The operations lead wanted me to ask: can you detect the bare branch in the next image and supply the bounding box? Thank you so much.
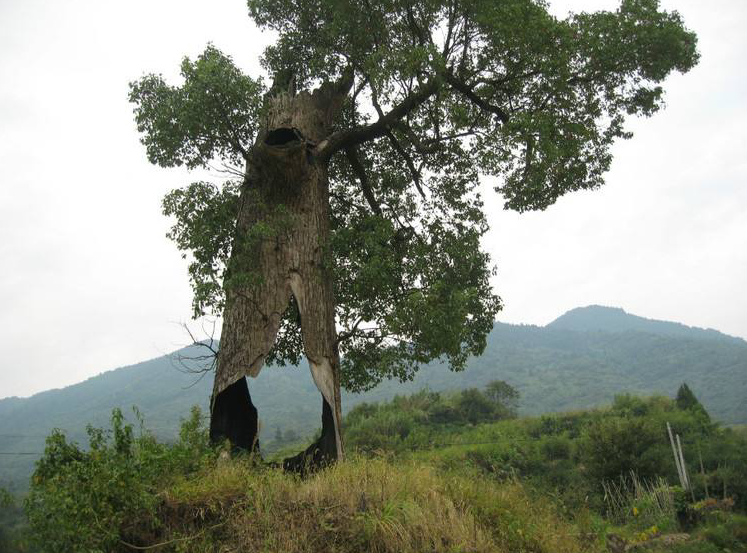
[169,321,220,385]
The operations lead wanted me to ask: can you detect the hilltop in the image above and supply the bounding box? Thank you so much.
[549,305,742,343]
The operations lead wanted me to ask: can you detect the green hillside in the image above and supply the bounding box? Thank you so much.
[1,306,745,493]
[7,385,747,552]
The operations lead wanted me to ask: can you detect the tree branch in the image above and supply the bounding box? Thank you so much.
[315,80,439,161]
[385,130,426,200]
[443,70,510,124]
[344,146,382,215]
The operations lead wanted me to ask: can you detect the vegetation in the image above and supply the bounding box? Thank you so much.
[2,306,745,492]
[13,404,596,553]
[0,488,25,552]
[345,387,747,510]
[5,384,744,552]
[549,306,743,344]
[344,382,519,453]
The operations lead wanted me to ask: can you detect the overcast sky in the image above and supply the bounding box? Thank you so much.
[1,0,745,399]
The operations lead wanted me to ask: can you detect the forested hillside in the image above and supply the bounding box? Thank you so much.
[1,306,745,492]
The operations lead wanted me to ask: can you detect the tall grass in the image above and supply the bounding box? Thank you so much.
[150,456,599,553]
[602,471,676,530]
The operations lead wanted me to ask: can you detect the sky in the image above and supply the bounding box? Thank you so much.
[0,0,745,399]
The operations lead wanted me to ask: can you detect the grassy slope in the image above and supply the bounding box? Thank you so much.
[129,457,600,553]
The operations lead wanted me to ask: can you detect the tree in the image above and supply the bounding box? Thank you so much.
[676,382,711,421]
[129,0,698,467]
[675,382,698,410]
[485,380,519,418]
[455,388,497,424]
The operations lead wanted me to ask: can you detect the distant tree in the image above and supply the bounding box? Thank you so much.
[456,388,496,424]
[675,382,698,410]
[676,382,710,421]
[130,0,699,466]
[0,487,14,550]
[582,416,663,482]
[485,380,520,418]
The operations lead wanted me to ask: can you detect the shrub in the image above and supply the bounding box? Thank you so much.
[541,435,573,461]
[581,416,665,483]
[25,406,214,553]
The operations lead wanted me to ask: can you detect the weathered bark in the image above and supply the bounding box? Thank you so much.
[210,82,349,466]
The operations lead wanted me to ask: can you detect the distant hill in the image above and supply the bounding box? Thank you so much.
[549,305,742,343]
[1,306,745,492]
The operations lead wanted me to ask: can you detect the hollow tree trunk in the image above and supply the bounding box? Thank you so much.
[210,82,348,467]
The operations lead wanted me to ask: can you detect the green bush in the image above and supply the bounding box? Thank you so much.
[701,513,747,551]
[25,406,214,553]
[581,415,665,483]
[540,435,572,461]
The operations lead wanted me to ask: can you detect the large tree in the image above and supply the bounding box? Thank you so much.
[129,0,697,467]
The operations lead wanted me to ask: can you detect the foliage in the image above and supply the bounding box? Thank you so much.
[344,382,519,452]
[0,488,23,552]
[20,410,600,552]
[161,181,242,316]
[676,382,711,422]
[0,487,11,508]
[601,474,676,532]
[24,407,215,553]
[581,413,664,483]
[128,44,264,170]
[485,379,520,417]
[15,390,747,552]
[347,389,747,516]
[129,0,699,391]
[699,512,747,552]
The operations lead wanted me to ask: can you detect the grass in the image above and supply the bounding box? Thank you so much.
[142,455,601,553]
[601,472,676,530]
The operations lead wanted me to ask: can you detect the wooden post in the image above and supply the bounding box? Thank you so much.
[667,422,685,488]
[698,444,709,498]
[676,433,694,499]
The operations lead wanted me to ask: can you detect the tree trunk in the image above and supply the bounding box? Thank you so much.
[210,83,347,467]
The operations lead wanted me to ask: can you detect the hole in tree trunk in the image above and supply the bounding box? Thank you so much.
[282,397,337,474]
[265,127,304,146]
[209,377,259,453]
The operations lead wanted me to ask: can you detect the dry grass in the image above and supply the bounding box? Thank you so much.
[147,456,601,553]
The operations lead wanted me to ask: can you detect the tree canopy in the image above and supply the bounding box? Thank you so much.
[129,0,698,393]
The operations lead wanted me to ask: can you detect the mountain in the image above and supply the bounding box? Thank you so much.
[1,306,745,492]
[548,305,742,343]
